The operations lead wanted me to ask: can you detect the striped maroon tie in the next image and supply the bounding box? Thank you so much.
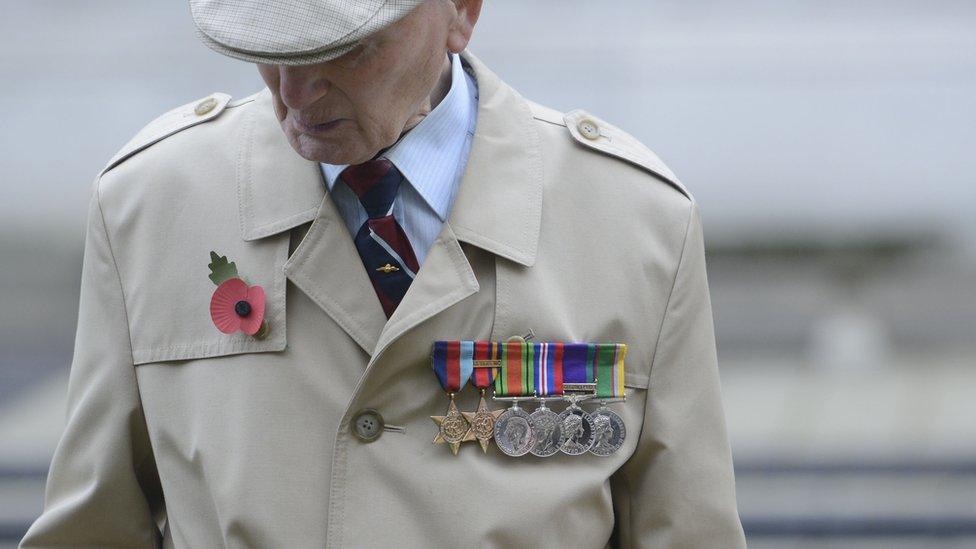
[339,158,420,318]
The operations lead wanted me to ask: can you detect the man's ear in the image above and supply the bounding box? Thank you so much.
[446,0,483,53]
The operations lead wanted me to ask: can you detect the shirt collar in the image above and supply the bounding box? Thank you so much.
[320,52,475,221]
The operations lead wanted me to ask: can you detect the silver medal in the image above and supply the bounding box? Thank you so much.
[589,405,626,456]
[557,403,595,455]
[493,404,536,457]
[529,400,563,458]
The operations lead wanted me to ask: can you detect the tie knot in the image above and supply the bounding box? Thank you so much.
[338,158,403,219]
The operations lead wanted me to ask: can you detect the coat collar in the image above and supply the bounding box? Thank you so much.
[237,49,543,267]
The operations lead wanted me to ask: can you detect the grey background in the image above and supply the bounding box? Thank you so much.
[2,1,975,546]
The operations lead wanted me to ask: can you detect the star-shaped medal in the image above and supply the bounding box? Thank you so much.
[462,392,505,453]
[431,398,475,455]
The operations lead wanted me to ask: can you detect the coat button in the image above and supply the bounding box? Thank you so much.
[577,118,601,140]
[194,97,218,116]
[352,409,384,442]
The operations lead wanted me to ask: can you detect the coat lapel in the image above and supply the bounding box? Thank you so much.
[236,50,543,359]
[282,197,388,355]
[238,89,387,354]
[369,222,480,361]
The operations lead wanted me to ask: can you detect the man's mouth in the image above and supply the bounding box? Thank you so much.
[293,116,346,135]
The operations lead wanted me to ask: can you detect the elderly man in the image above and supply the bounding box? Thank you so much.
[21,0,745,547]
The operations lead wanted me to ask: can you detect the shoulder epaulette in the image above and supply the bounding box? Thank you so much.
[100,92,233,177]
[529,102,691,200]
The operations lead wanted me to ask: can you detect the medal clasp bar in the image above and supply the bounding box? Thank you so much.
[562,392,596,407]
[492,395,528,403]
[563,382,596,395]
[593,397,627,405]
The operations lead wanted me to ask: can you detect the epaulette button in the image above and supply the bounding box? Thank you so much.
[194,97,218,116]
[577,118,601,140]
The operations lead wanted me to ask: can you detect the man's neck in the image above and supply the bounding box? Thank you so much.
[401,53,454,135]
[428,54,454,111]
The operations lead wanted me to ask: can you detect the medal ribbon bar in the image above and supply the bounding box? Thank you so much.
[594,343,627,400]
[431,340,628,399]
[470,340,500,389]
[494,339,535,398]
[534,343,565,396]
[432,340,474,392]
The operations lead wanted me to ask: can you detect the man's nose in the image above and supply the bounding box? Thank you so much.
[277,65,329,110]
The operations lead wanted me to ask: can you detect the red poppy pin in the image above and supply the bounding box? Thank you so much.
[207,251,270,339]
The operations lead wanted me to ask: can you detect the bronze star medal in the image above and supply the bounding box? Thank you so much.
[462,342,503,453]
[462,389,505,453]
[430,395,474,455]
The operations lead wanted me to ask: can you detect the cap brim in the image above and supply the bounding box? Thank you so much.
[192,0,423,65]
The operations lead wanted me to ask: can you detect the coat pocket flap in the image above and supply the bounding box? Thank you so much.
[132,337,285,365]
[127,235,290,366]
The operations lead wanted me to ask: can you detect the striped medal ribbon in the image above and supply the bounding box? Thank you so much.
[590,343,628,456]
[464,341,503,454]
[491,339,537,457]
[429,341,475,455]
[529,343,565,457]
[560,343,599,395]
[594,343,627,399]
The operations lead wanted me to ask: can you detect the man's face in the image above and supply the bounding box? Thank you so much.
[257,0,464,165]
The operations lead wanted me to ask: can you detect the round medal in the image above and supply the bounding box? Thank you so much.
[494,407,536,457]
[528,407,563,458]
[589,407,626,456]
[557,406,595,455]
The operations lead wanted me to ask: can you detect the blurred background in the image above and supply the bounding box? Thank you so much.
[2,1,975,547]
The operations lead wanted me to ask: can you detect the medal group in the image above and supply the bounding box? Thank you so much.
[431,339,628,458]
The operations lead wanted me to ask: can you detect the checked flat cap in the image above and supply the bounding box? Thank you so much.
[190,0,426,65]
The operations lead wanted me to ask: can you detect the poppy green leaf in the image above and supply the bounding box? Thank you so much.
[208,251,239,285]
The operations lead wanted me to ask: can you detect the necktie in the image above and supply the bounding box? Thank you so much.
[339,158,420,318]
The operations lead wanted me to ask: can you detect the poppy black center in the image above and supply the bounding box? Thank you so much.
[234,300,252,317]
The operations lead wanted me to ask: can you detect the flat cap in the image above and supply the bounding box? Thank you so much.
[190,0,426,65]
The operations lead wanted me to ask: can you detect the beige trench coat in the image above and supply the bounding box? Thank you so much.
[21,50,745,548]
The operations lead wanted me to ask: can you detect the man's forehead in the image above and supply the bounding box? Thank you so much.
[190,0,425,65]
